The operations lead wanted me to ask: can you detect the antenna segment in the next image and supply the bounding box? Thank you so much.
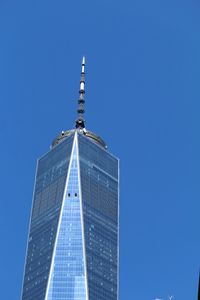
[76,56,86,129]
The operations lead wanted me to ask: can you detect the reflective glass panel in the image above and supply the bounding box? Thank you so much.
[78,134,119,300]
[22,135,74,300]
[46,137,87,300]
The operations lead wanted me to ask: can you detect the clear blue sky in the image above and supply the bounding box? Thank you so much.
[0,0,200,299]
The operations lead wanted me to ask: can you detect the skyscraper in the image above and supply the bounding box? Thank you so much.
[21,57,119,300]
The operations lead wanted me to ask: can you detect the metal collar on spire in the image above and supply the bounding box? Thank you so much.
[76,56,86,129]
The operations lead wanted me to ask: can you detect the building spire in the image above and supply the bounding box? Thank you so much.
[76,56,86,129]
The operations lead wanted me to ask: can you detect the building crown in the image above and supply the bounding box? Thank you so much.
[51,57,107,150]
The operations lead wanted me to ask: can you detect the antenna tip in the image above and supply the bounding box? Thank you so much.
[82,56,86,65]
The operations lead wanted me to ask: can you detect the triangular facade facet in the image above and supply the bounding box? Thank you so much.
[45,134,87,300]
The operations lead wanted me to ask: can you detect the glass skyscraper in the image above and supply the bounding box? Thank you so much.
[21,57,119,300]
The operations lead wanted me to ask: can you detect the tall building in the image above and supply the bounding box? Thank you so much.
[21,58,119,300]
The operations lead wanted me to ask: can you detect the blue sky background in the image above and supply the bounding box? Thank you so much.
[0,0,200,299]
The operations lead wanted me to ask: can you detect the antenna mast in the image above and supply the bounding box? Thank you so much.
[76,56,86,129]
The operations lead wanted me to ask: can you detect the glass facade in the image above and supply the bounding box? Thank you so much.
[21,131,119,300]
[78,133,119,300]
[21,135,74,300]
[46,137,87,300]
